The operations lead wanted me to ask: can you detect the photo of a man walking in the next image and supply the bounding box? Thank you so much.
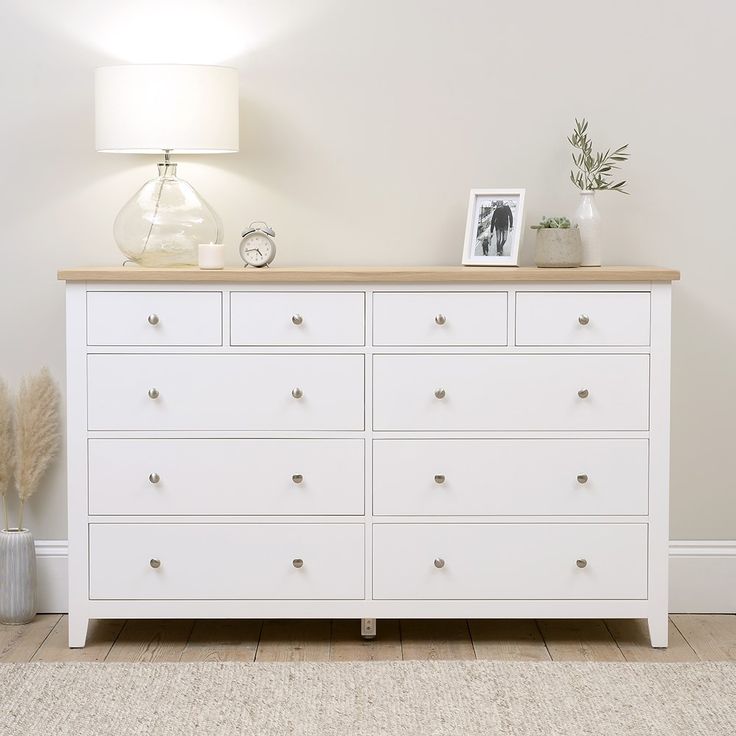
[463,189,525,266]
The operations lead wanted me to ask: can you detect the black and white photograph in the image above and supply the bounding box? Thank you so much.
[462,189,525,266]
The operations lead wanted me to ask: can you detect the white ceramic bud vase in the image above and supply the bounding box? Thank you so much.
[0,529,37,624]
[574,190,602,266]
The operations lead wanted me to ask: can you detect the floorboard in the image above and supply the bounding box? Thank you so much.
[537,619,625,662]
[0,614,60,663]
[255,619,331,662]
[670,614,736,661]
[330,619,402,661]
[400,619,475,661]
[105,619,195,663]
[179,619,262,663]
[469,619,550,661]
[33,617,124,662]
[605,618,699,662]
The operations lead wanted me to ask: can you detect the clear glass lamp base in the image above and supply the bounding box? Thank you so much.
[114,162,223,267]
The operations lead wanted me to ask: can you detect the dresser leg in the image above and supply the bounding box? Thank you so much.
[68,615,89,648]
[647,615,669,648]
[361,618,377,639]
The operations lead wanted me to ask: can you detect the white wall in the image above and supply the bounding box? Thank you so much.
[0,0,734,541]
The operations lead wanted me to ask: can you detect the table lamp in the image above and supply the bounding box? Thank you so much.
[95,65,239,266]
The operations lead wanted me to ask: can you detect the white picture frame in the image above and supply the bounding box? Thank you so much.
[462,188,526,266]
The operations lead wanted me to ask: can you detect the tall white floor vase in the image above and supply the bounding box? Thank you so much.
[574,190,603,266]
[0,529,37,624]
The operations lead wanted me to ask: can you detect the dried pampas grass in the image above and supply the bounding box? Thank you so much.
[15,368,60,530]
[0,379,14,530]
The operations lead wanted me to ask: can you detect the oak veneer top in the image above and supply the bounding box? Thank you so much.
[58,265,680,283]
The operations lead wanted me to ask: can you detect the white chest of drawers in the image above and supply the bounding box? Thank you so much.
[60,266,678,648]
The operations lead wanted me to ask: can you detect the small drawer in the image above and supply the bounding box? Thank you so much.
[87,291,222,346]
[230,292,365,345]
[373,523,648,600]
[373,439,648,516]
[89,439,365,516]
[89,523,365,600]
[373,292,507,346]
[515,292,650,346]
[87,354,364,431]
[372,354,649,431]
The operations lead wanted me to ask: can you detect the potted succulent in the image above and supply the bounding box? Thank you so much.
[530,216,582,268]
[0,370,60,624]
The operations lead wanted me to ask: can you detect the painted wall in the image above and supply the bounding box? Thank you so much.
[0,0,733,540]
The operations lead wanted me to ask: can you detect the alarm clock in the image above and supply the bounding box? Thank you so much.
[239,222,276,267]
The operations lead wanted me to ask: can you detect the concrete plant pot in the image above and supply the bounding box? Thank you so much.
[0,529,37,624]
[534,228,582,268]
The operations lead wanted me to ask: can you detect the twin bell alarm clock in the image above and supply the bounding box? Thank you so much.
[239,222,276,268]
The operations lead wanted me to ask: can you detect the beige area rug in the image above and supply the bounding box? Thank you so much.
[1,661,735,735]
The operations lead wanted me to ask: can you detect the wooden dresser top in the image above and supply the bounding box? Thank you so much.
[58,265,680,283]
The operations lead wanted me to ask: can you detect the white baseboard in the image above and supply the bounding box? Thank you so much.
[33,539,736,615]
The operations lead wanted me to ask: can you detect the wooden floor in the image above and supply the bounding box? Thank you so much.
[1,615,735,663]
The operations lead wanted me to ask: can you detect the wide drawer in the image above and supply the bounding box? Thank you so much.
[373,523,648,600]
[87,354,364,431]
[89,439,365,516]
[373,439,648,516]
[372,354,649,431]
[230,292,365,346]
[515,292,650,346]
[89,523,365,600]
[87,291,222,346]
[373,292,507,346]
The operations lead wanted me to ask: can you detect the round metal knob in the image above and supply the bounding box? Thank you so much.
[291,314,303,325]
[577,473,588,484]
[434,388,446,399]
[292,474,303,484]
[434,474,446,485]
[149,558,161,569]
[576,558,588,569]
[435,314,447,326]
[292,558,304,569]
[578,314,590,326]
[434,558,446,569]
[291,388,303,399]
[577,389,589,399]
[148,388,160,400]
[147,314,160,326]
[148,473,160,485]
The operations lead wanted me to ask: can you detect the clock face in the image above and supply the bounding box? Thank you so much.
[240,232,275,267]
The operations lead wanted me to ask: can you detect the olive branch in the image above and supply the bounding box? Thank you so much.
[568,118,629,194]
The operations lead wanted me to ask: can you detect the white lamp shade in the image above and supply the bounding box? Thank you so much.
[95,65,239,153]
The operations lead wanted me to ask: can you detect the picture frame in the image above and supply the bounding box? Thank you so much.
[462,188,525,266]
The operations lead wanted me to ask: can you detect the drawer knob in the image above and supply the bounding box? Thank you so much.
[291,387,303,399]
[147,313,160,326]
[434,388,446,399]
[148,388,160,400]
[292,473,304,484]
[433,558,446,569]
[292,558,304,569]
[578,314,590,326]
[149,558,161,569]
[576,558,588,568]
[434,474,446,485]
[148,472,160,485]
[577,473,588,484]
[577,388,589,399]
[291,314,303,326]
[435,314,447,326]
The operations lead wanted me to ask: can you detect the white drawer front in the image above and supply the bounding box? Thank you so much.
[90,523,365,600]
[373,439,648,516]
[373,292,507,346]
[89,439,365,516]
[373,523,648,600]
[87,291,222,346]
[373,354,649,431]
[515,292,650,346]
[88,354,364,431]
[230,292,365,346]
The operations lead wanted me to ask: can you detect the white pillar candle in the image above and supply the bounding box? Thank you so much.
[198,243,225,270]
